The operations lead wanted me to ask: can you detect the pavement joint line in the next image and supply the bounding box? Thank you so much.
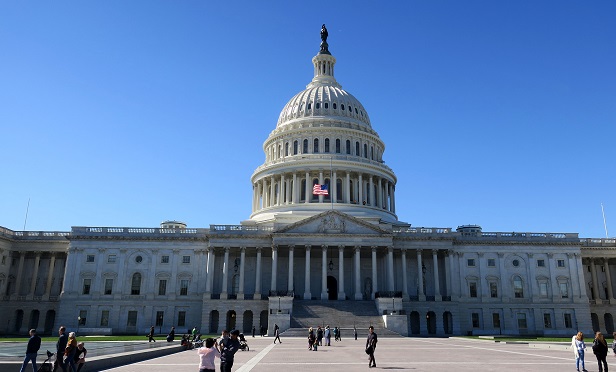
[420,339,578,361]
[235,342,276,371]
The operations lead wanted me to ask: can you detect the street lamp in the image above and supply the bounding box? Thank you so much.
[77,316,81,333]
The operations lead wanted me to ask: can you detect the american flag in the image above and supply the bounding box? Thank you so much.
[312,184,329,195]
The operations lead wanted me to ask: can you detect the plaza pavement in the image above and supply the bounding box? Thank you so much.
[104,335,615,372]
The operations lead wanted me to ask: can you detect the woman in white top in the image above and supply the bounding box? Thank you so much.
[572,331,588,372]
[198,337,221,372]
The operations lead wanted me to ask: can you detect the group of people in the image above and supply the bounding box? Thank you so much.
[197,329,241,372]
[572,331,616,372]
[20,326,87,372]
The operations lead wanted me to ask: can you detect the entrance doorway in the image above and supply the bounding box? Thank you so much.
[327,276,337,300]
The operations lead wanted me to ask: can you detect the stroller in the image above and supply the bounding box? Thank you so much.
[37,350,54,372]
[238,333,249,351]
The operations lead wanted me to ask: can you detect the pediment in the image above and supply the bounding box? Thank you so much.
[275,210,389,235]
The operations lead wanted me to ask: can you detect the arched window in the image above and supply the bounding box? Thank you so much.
[341,104,345,111]
[316,102,320,109]
[307,103,312,110]
[363,144,368,158]
[324,102,329,109]
[333,103,337,109]
[346,140,351,154]
[293,141,298,155]
[355,142,360,156]
[285,143,289,157]
[313,138,319,153]
[303,139,308,153]
[278,145,282,159]
[131,273,142,295]
[513,276,524,298]
[335,139,341,153]
[324,138,330,153]
[370,146,374,160]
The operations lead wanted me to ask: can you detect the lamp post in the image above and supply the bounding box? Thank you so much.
[77,316,81,334]
[158,314,163,334]
[278,297,281,312]
[392,297,395,314]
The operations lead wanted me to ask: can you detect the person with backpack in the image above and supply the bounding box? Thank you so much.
[593,331,609,372]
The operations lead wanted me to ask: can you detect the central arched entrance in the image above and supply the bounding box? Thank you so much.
[327,276,337,300]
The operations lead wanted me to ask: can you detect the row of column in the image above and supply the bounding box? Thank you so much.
[587,258,615,302]
[252,171,395,213]
[1,251,59,299]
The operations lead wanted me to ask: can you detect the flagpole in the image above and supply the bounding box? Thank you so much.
[602,203,609,238]
[330,156,334,210]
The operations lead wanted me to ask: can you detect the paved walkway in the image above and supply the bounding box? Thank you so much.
[103,336,615,372]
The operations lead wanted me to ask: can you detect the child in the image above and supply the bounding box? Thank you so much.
[198,338,220,372]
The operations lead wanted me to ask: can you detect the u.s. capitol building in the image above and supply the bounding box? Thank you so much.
[1,28,614,337]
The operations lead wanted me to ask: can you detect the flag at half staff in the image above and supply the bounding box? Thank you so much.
[313,184,329,196]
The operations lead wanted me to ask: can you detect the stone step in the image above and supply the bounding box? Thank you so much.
[281,327,402,338]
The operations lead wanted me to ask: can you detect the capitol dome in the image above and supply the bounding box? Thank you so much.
[249,27,400,225]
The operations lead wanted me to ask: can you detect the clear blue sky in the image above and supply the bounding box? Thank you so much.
[1,1,615,238]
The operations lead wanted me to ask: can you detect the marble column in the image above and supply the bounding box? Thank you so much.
[377,178,382,208]
[319,171,324,203]
[338,245,345,300]
[416,249,425,300]
[270,176,275,207]
[271,245,278,293]
[332,170,337,203]
[13,252,25,297]
[238,247,246,299]
[369,176,374,206]
[605,259,614,301]
[358,174,363,204]
[288,245,294,294]
[321,245,328,300]
[387,246,394,291]
[590,259,600,300]
[44,253,57,299]
[280,174,285,205]
[354,246,362,300]
[304,245,312,299]
[305,171,310,204]
[345,172,351,203]
[28,252,41,297]
[221,247,230,299]
[254,248,262,299]
[292,173,298,204]
[401,249,409,300]
[371,246,378,300]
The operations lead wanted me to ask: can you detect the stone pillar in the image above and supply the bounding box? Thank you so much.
[205,247,214,295]
[391,184,396,214]
[28,252,41,297]
[332,170,337,203]
[257,181,263,210]
[280,174,285,205]
[288,245,294,293]
[377,178,382,208]
[590,259,600,300]
[270,176,275,207]
[292,173,298,204]
[305,171,310,204]
[13,252,25,297]
[271,245,278,293]
[263,178,269,208]
[321,245,328,300]
[304,245,312,299]
[238,247,246,299]
[319,171,324,203]
[417,250,425,300]
[384,181,390,211]
[369,176,374,206]
[576,254,588,299]
[387,246,394,291]
[254,247,262,299]
[605,259,614,301]
[432,249,441,301]
[338,245,345,300]
[345,172,351,203]
[401,249,409,300]
[354,246,362,300]
[44,253,57,299]
[447,251,455,300]
[371,246,378,300]
[221,247,230,299]
[358,174,363,204]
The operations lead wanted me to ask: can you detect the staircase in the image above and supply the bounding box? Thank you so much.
[283,300,402,337]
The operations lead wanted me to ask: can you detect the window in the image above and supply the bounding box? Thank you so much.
[355,142,360,156]
[560,282,569,298]
[469,282,477,298]
[324,102,328,109]
[180,280,189,296]
[564,313,573,328]
[86,255,95,263]
[108,255,117,263]
[345,140,351,154]
[512,259,520,267]
[182,256,191,264]
[313,138,319,153]
[557,259,565,268]
[178,311,186,327]
[127,311,138,327]
[490,282,498,298]
[467,259,475,267]
[492,313,500,328]
[104,279,113,295]
[487,258,495,267]
[131,273,141,295]
[363,144,368,158]
[335,139,341,153]
[307,103,311,110]
[82,279,91,295]
[293,141,298,155]
[341,104,345,110]
[303,139,308,153]
[517,313,527,329]
[161,255,169,264]
[100,310,109,327]
[472,313,480,328]
[285,143,289,156]
[513,277,524,298]
[316,102,320,109]
[78,310,87,326]
[539,282,548,297]
[333,103,337,109]
[324,138,330,153]
[156,311,164,327]
[544,313,552,328]
[537,259,545,267]
[135,255,143,263]
[158,280,167,296]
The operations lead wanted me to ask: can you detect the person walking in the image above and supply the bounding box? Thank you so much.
[220,329,241,372]
[333,327,339,342]
[324,325,331,346]
[63,332,78,372]
[197,337,220,372]
[252,326,256,338]
[354,326,358,340]
[192,326,199,341]
[316,326,323,346]
[273,324,282,344]
[73,342,87,372]
[19,329,41,372]
[167,326,175,342]
[573,331,588,372]
[593,331,609,372]
[308,327,315,350]
[52,326,68,372]
[147,326,156,342]
[366,326,378,368]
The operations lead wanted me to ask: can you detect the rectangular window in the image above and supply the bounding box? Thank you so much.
[539,282,548,297]
[82,279,91,295]
[86,255,95,263]
[178,311,186,327]
[100,310,109,327]
[104,279,113,295]
[560,282,569,298]
[557,259,565,268]
[78,310,87,326]
[487,258,495,267]
[517,313,527,329]
[472,313,480,328]
[544,313,552,328]
[156,311,164,327]
[467,259,475,267]
[182,256,191,264]
[108,255,117,263]
[564,314,573,328]
[127,311,138,327]
[537,259,545,267]
[158,280,167,296]
[161,255,170,264]
[492,313,500,329]
[490,282,498,298]
[180,280,189,296]
[514,278,524,298]
[469,282,477,298]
